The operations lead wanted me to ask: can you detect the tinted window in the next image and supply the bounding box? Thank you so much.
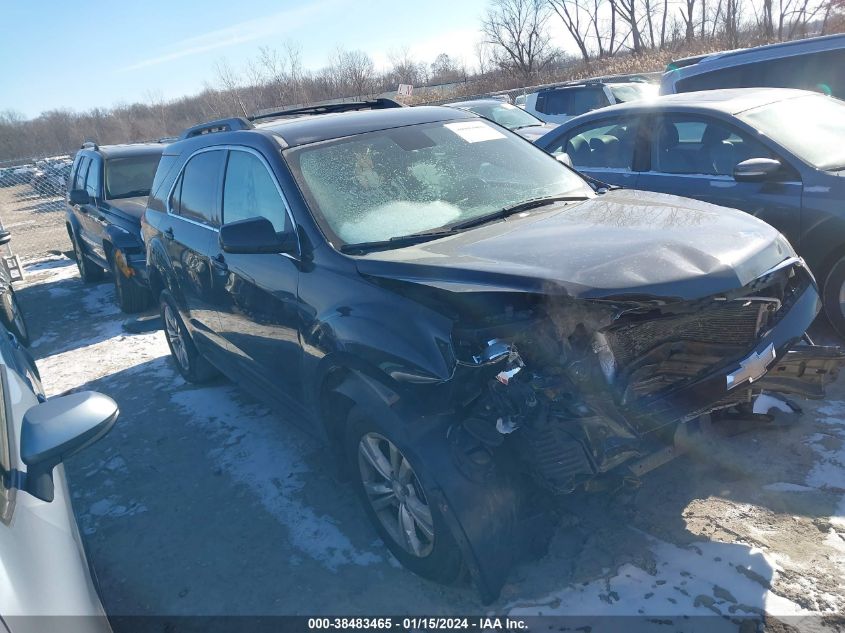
[548,118,638,170]
[675,50,845,99]
[84,158,100,198]
[540,87,609,116]
[223,151,289,233]
[104,154,162,199]
[651,116,773,176]
[175,151,224,226]
[74,156,90,190]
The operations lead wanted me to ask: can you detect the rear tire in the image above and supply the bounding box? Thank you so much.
[111,256,149,314]
[823,257,845,338]
[345,404,464,584]
[0,289,30,346]
[71,230,104,283]
[160,291,217,383]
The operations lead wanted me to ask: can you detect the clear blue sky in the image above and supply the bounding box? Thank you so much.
[1,0,493,119]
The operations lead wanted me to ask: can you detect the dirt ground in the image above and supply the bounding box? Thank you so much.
[15,254,845,631]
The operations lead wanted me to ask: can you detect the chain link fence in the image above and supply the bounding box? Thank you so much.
[0,156,74,266]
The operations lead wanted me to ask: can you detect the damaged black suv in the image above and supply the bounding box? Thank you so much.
[142,101,843,603]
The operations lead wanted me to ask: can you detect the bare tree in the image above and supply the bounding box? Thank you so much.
[612,0,646,52]
[549,0,592,61]
[679,0,698,43]
[482,0,557,77]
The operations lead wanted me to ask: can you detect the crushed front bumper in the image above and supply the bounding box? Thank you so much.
[625,265,843,428]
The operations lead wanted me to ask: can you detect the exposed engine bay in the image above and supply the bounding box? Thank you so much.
[446,258,844,495]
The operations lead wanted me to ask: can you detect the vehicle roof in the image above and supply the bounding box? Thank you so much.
[667,33,845,70]
[80,143,166,159]
[255,105,475,147]
[445,98,510,108]
[569,87,813,118]
[538,81,642,93]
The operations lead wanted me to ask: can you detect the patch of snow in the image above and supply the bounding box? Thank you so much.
[36,329,170,396]
[170,385,382,570]
[508,535,809,619]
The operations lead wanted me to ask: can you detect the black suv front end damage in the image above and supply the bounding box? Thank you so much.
[371,255,842,601]
[448,257,839,494]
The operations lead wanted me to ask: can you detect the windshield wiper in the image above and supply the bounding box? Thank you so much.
[449,195,588,231]
[340,228,458,255]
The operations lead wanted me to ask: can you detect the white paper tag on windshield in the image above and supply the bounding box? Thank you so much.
[445,121,506,143]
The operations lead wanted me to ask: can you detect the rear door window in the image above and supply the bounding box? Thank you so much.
[174,150,225,226]
[549,117,639,171]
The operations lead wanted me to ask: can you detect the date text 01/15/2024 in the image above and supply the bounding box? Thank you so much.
[307,618,528,630]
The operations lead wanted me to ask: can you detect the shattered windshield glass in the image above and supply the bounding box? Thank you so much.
[285,119,590,247]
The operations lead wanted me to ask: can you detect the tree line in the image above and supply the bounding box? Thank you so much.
[1,0,842,163]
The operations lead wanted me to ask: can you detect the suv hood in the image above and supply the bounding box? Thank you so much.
[354,189,795,302]
[108,196,147,222]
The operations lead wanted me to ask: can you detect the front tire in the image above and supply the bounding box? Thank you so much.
[160,291,217,383]
[0,289,30,346]
[346,405,463,584]
[823,257,845,338]
[71,230,104,283]
[111,256,149,313]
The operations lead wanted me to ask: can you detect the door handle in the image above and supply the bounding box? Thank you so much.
[211,253,228,272]
[163,227,174,241]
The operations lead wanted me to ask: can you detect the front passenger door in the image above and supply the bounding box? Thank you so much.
[636,115,803,248]
[211,149,303,405]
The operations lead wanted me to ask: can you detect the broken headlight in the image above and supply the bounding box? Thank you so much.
[591,332,617,381]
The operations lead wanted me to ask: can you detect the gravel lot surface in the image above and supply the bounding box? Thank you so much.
[15,254,845,631]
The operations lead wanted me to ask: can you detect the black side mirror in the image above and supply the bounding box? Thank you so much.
[69,189,90,205]
[0,230,11,246]
[220,216,297,255]
[20,391,119,502]
[733,158,783,183]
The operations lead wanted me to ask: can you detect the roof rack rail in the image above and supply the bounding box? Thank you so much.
[81,140,99,150]
[179,117,254,140]
[249,98,404,122]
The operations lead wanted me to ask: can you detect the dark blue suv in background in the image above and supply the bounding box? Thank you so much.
[66,142,165,312]
[536,88,845,336]
[141,100,842,602]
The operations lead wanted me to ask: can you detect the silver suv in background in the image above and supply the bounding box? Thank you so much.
[660,33,845,99]
[0,325,118,631]
[519,80,658,124]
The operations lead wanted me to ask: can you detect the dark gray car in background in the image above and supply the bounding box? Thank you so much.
[536,88,845,335]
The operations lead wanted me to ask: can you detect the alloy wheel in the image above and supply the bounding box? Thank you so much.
[838,279,845,320]
[358,432,434,558]
[163,303,189,371]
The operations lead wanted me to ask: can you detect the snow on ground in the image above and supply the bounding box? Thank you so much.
[15,254,845,623]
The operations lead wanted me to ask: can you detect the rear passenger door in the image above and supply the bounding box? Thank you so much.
[210,148,303,404]
[542,115,641,188]
[166,149,227,353]
[636,114,803,247]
